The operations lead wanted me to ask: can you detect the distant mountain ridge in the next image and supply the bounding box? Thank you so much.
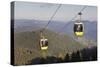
[14,19,97,41]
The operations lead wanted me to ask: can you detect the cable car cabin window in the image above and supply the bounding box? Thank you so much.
[74,24,83,32]
[41,40,48,47]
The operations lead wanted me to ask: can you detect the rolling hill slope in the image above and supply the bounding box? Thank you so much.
[14,29,86,56]
[14,29,96,65]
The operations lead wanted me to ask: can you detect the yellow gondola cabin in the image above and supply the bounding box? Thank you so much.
[40,38,48,50]
[74,22,84,37]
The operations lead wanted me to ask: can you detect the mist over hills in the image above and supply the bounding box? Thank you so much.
[14,19,97,41]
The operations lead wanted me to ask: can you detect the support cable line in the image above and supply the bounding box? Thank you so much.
[41,4,62,33]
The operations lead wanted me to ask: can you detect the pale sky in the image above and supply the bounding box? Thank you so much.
[14,1,97,21]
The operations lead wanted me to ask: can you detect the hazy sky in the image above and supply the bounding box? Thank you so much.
[14,1,97,21]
